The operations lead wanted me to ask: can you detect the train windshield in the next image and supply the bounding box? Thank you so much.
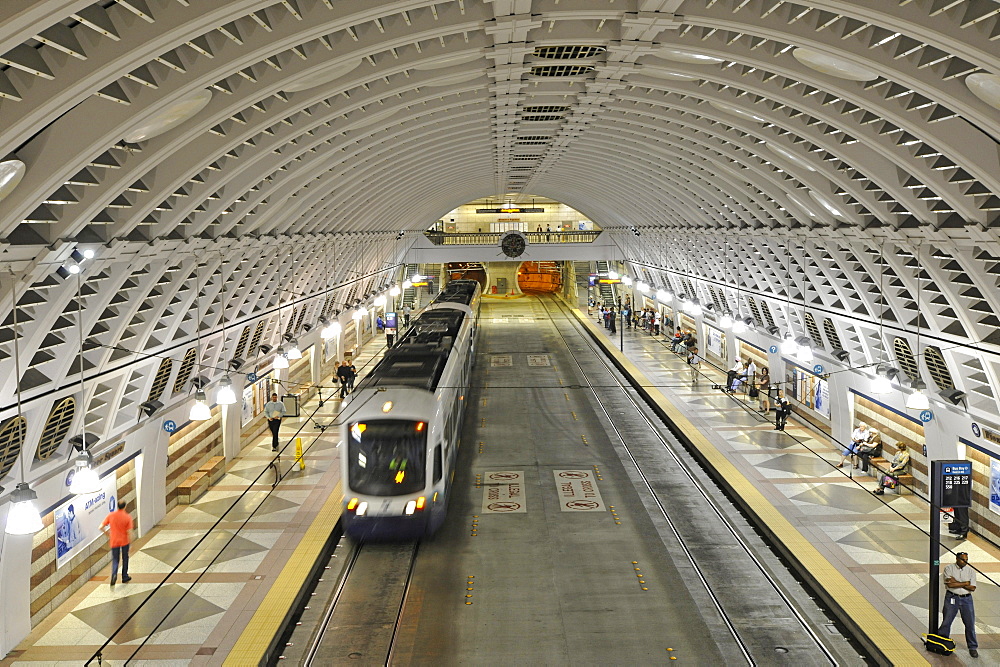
[347,420,427,495]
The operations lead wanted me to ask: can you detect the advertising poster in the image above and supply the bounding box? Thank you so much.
[990,458,1000,516]
[54,474,118,569]
[786,366,830,419]
[241,385,254,426]
[705,325,724,359]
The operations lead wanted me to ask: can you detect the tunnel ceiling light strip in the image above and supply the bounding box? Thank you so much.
[791,47,881,82]
[122,89,212,143]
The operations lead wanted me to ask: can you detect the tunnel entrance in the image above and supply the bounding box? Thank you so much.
[446,262,486,288]
[516,261,562,294]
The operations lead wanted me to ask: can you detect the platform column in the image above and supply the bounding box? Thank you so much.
[135,418,170,536]
[0,527,32,655]
[221,374,246,461]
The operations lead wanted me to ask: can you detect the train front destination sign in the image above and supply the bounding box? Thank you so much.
[932,460,973,509]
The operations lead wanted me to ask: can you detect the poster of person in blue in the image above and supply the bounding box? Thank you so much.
[55,503,83,558]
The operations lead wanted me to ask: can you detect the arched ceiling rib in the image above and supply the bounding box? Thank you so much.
[2,0,1000,467]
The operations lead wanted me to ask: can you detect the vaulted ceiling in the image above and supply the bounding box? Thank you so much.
[2,1,1000,467]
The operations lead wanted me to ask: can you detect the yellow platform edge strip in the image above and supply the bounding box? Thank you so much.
[223,480,343,666]
[570,307,927,666]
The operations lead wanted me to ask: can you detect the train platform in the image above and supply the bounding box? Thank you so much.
[577,301,1000,664]
[0,341,388,666]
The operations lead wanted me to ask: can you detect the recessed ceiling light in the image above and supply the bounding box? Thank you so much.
[809,190,848,218]
[123,89,212,143]
[283,60,361,92]
[709,100,768,123]
[787,192,818,218]
[0,159,26,202]
[641,65,700,81]
[965,72,1000,110]
[791,47,880,82]
[412,52,482,70]
[766,142,817,172]
[655,48,724,65]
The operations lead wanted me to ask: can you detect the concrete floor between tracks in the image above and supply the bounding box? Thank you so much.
[4,293,997,665]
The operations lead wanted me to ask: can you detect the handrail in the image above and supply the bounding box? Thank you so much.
[424,230,601,245]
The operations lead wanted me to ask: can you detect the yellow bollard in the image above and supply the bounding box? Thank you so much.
[295,436,305,470]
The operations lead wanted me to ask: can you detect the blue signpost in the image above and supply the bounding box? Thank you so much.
[928,460,974,634]
[163,420,177,433]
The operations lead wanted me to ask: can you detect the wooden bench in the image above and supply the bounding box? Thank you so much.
[199,456,226,485]
[868,458,915,495]
[177,471,209,504]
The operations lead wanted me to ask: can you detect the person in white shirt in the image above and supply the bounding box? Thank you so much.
[687,347,701,383]
[839,422,869,468]
[725,360,743,393]
[938,551,978,657]
[263,392,286,452]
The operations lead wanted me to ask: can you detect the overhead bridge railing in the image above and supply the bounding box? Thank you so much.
[424,230,602,245]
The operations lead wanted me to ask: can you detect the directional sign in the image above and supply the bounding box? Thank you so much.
[162,420,177,433]
[920,409,934,423]
[247,372,258,383]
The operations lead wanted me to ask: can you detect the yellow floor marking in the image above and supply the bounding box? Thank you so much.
[223,481,343,665]
[569,306,928,666]
[571,411,578,420]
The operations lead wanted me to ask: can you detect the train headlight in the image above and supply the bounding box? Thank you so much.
[356,502,368,516]
[405,500,416,515]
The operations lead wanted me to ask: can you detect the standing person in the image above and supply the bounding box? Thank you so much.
[758,366,771,414]
[264,392,286,452]
[402,305,411,326]
[774,392,791,430]
[950,506,971,541]
[608,308,617,334]
[873,443,910,494]
[100,500,133,586]
[545,225,552,242]
[937,552,979,658]
[336,361,352,398]
[385,331,395,348]
[346,360,357,393]
[687,346,701,383]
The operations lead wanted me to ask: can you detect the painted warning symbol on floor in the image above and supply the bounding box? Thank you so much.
[482,471,526,513]
[491,355,513,367]
[527,354,550,366]
[554,470,605,512]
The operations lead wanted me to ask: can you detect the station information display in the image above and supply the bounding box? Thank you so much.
[932,460,973,508]
[475,207,545,213]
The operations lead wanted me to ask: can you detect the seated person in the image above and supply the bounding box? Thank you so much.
[856,429,882,473]
[874,443,910,495]
[838,422,868,468]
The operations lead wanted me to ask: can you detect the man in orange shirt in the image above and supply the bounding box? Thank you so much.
[100,500,133,585]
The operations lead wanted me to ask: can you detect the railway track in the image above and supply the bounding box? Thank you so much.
[539,295,843,666]
[301,541,420,666]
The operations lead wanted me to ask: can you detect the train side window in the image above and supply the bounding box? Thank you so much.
[433,444,443,483]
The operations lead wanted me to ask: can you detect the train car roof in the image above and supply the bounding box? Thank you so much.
[431,280,479,307]
[357,308,467,392]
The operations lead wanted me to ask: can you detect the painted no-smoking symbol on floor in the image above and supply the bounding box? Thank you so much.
[490,472,519,480]
[559,471,589,478]
[566,500,600,510]
[487,502,521,512]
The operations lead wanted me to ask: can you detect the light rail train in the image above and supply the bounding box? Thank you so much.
[340,280,481,540]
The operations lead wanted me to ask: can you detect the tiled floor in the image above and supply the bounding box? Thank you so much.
[2,340,387,666]
[601,319,1000,662]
